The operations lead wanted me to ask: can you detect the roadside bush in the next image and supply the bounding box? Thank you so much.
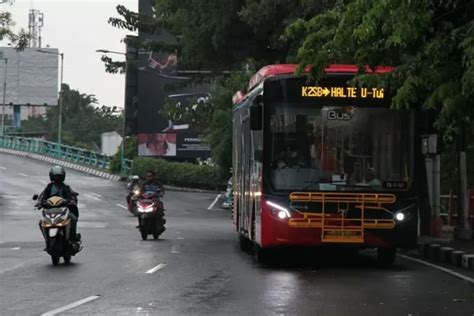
[131,157,225,190]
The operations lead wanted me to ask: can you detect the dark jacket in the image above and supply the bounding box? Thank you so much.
[39,182,79,217]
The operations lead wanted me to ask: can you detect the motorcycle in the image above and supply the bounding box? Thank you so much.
[33,193,82,265]
[136,189,166,240]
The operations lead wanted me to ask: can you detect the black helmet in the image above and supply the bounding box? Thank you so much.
[49,165,66,182]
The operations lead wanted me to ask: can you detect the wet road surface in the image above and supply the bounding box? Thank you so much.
[1,153,473,315]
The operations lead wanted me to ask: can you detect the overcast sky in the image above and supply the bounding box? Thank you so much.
[1,0,138,108]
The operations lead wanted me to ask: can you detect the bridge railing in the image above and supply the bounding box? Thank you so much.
[0,135,132,175]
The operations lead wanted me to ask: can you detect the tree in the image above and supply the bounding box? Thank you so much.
[205,73,249,177]
[160,73,249,177]
[153,0,334,70]
[0,8,30,51]
[21,84,122,151]
[285,0,474,141]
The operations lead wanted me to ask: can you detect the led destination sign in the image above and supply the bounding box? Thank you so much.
[301,86,385,99]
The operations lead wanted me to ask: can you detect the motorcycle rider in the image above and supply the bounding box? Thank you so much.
[38,165,80,242]
[141,170,164,194]
[126,175,141,208]
[136,170,165,229]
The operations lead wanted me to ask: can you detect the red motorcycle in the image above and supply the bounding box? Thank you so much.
[136,189,166,240]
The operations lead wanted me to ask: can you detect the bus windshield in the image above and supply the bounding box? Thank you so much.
[266,104,414,192]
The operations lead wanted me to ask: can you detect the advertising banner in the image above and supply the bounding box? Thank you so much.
[137,0,211,159]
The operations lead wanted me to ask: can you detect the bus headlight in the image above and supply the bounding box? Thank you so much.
[266,201,291,219]
[395,212,405,222]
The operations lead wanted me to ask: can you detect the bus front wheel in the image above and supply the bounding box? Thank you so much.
[377,247,396,266]
[254,243,270,264]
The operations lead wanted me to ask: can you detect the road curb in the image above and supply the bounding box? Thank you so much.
[0,148,122,182]
[417,241,474,272]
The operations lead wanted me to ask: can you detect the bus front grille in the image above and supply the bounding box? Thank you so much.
[288,192,397,243]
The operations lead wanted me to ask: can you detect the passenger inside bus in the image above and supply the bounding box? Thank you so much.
[273,145,308,169]
[366,167,382,188]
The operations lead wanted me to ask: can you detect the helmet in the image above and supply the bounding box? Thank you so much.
[131,175,140,182]
[49,165,66,182]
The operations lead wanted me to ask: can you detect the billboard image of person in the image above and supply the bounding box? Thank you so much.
[138,133,177,157]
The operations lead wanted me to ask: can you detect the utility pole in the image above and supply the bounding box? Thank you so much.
[457,124,472,240]
[1,58,7,136]
[422,134,442,237]
[96,49,127,173]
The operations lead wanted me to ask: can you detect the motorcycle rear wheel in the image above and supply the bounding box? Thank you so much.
[51,255,60,265]
[141,231,148,240]
[153,233,159,240]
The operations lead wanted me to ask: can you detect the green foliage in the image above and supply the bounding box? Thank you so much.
[205,73,249,177]
[21,84,122,150]
[102,5,177,74]
[286,0,474,142]
[160,73,249,178]
[160,95,213,131]
[132,156,224,190]
[153,0,333,69]
[0,10,30,51]
[109,136,138,173]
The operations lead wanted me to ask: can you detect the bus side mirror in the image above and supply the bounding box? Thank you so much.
[250,95,263,131]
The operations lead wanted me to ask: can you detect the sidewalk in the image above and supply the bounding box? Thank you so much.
[415,235,474,272]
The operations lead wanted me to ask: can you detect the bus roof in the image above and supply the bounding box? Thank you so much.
[232,64,394,105]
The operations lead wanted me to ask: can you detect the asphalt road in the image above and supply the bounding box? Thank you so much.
[1,153,474,316]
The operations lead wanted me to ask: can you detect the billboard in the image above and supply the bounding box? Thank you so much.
[0,47,59,106]
[137,0,211,159]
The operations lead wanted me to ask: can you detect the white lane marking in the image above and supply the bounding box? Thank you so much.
[0,166,6,170]
[207,194,221,210]
[85,194,101,201]
[89,192,102,198]
[177,237,184,240]
[40,180,48,185]
[18,172,28,177]
[171,245,181,254]
[399,254,474,284]
[11,247,21,250]
[116,203,128,210]
[41,295,101,316]
[146,263,167,274]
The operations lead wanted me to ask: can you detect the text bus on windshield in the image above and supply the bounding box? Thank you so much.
[232,64,424,265]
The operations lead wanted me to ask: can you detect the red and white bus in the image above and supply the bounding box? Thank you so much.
[232,64,425,265]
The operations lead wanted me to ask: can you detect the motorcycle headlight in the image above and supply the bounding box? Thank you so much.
[134,190,140,196]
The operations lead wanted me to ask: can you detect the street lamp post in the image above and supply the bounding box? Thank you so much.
[0,58,7,137]
[96,49,127,174]
[37,49,64,145]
